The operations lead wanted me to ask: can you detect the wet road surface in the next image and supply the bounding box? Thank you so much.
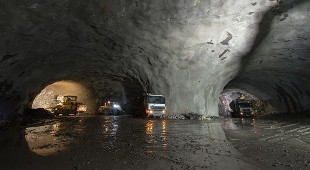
[224,118,310,170]
[0,115,309,170]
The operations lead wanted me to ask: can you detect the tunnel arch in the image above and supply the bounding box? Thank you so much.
[28,75,152,116]
[221,0,310,116]
[0,0,309,121]
[31,80,97,114]
[218,88,275,117]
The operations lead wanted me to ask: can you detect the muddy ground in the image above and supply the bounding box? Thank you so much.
[0,115,309,170]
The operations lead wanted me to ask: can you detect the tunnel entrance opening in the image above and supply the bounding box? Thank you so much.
[218,89,273,118]
[32,80,97,115]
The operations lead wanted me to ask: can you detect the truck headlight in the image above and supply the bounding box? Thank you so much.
[146,109,153,114]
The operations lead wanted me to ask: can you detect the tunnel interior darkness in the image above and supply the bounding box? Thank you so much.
[0,0,309,121]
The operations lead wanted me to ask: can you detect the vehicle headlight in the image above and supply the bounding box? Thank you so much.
[113,104,120,109]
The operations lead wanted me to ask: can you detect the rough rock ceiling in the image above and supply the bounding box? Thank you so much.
[0,0,309,120]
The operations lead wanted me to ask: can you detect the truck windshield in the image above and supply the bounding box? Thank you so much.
[147,96,165,104]
[239,103,251,108]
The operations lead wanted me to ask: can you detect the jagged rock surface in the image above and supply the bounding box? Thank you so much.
[0,0,309,120]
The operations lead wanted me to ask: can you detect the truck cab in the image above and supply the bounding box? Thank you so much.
[230,99,255,118]
[144,94,166,118]
[237,101,254,117]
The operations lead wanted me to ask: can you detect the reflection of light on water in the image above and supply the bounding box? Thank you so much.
[252,119,256,128]
[25,122,71,156]
[161,120,168,149]
[223,118,258,130]
[145,120,168,153]
[146,120,154,135]
[233,118,257,128]
[102,117,119,137]
[162,120,166,133]
[145,120,155,153]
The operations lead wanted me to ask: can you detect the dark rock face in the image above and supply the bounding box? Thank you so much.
[0,0,309,120]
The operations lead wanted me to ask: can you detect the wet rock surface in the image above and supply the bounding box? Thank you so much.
[0,0,309,120]
[0,115,309,170]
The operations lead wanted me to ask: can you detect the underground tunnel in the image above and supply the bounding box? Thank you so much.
[0,0,309,120]
[0,0,309,169]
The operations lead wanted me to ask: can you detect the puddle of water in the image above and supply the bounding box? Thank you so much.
[25,118,86,156]
[101,116,119,138]
[144,119,168,153]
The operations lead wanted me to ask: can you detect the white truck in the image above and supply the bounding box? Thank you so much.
[144,94,166,118]
[230,99,255,118]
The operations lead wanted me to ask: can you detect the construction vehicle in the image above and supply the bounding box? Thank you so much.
[144,93,166,118]
[97,101,122,115]
[47,96,87,115]
[230,99,255,118]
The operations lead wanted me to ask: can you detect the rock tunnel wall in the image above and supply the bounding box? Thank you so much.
[226,0,310,114]
[0,0,309,120]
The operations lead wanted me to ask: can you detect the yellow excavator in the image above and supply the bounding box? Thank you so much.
[47,96,87,115]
